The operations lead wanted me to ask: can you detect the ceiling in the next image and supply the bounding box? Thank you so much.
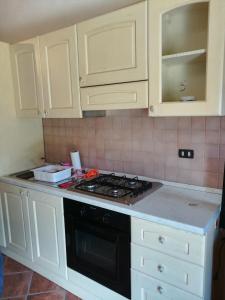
[0,0,142,44]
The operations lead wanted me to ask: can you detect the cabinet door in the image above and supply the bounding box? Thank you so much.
[39,26,82,118]
[0,194,6,247]
[0,183,32,259]
[11,38,43,118]
[131,270,201,300]
[28,190,67,278]
[148,0,225,116]
[77,1,147,87]
[81,81,148,110]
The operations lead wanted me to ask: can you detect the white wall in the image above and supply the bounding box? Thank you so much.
[0,41,44,176]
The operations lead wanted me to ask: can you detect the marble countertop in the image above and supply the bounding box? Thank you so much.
[0,174,222,235]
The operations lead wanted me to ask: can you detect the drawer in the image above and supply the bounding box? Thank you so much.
[132,217,205,266]
[80,81,148,111]
[132,244,204,297]
[132,270,202,300]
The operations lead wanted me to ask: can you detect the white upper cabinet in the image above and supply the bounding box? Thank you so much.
[148,0,225,116]
[39,26,82,118]
[77,1,148,87]
[11,38,43,118]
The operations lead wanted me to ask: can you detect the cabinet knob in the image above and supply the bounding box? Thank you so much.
[157,286,163,294]
[157,264,164,273]
[158,236,165,244]
[149,105,154,113]
[79,76,83,83]
[44,110,48,117]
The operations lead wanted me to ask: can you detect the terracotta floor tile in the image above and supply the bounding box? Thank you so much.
[1,272,32,298]
[29,272,59,294]
[65,291,82,300]
[2,296,27,300]
[27,291,65,300]
[4,257,31,274]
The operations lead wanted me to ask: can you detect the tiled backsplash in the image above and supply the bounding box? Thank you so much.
[43,109,225,189]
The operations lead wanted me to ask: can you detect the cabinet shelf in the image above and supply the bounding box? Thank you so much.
[162,49,206,64]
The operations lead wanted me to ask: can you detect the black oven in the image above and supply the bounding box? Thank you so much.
[63,198,131,299]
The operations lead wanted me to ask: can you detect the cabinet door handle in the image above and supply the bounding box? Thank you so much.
[149,105,154,113]
[158,235,165,244]
[157,286,163,294]
[157,264,164,273]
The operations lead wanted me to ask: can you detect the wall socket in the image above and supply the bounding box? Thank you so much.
[178,149,194,159]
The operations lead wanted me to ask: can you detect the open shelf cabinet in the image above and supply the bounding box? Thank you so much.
[148,0,225,116]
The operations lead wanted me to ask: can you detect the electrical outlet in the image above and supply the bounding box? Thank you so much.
[178,149,194,159]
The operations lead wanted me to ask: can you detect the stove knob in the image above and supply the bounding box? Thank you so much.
[102,213,111,224]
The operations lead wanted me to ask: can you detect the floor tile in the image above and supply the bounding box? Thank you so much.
[27,291,65,300]
[2,296,27,300]
[1,272,32,298]
[29,272,59,294]
[65,291,82,300]
[4,257,31,274]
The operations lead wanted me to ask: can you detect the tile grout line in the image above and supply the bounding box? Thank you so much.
[26,270,34,299]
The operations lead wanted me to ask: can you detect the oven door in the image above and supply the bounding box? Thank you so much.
[65,216,130,298]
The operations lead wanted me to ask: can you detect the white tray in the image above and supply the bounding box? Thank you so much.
[32,165,72,182]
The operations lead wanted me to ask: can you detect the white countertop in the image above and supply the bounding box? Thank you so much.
[0,174,222,235]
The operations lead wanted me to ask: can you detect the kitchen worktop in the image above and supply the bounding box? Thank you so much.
[0,173,222,235]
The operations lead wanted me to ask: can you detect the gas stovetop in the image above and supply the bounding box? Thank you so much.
[69,173,162,205]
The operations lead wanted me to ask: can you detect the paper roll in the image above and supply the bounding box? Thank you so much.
[70,151,81,170]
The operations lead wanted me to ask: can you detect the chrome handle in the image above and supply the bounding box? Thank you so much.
[157,286,163,294]
[158,236,165,244]
[157,264,164,273]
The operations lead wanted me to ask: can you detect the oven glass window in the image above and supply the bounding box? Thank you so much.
[75,229,117,277]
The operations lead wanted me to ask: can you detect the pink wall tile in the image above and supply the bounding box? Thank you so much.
[43,112,225,189]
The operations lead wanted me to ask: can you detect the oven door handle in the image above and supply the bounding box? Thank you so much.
[74,219,125,242]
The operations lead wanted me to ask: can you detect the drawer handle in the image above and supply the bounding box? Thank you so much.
[157,264,164,273]
[158,236,165,244]
[157,286,163,294]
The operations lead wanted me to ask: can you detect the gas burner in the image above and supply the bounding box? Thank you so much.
[72,173,162,205]
[86,184,97,191]
[108,187,130,198]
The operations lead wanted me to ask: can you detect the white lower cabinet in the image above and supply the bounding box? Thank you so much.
[28,190,67,279]
[132,244,204,297]
[0,183,32,260]
[0,183,67,280]
[131,217,216,300]
[0,192,6,247]
[132,270,201,300]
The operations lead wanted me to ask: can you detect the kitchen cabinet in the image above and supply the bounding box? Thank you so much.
[28,189,67,278]
[148,0,225,116]
[39,26,82,118]
[0,183,67,279]
[77,1,147,87]
[131,217,216,300]
[0,194,6,247]
[0,183,32,260]
[81,81,148,111]
[11,38,43,118]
